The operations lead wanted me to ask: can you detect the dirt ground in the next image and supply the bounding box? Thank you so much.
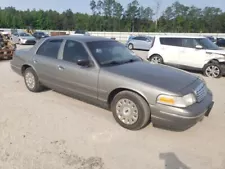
[0,45,225,169]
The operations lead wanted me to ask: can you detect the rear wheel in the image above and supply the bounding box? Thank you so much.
[24,67,43,92]
[111,91,151,130]
[148,54,164,64]
[203,63,222,78]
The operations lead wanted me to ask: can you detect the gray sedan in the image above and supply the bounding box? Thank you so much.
[10,35,214,131]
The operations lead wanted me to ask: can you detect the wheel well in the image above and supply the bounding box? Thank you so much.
[21,64,31,75]
[149,54,161,58]
[208,59,219,64]
[107,88,149,109]
[148,54,163,62]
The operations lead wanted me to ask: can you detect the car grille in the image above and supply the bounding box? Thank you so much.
[194,83,208,102]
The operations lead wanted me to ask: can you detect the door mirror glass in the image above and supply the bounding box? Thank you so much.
[77,59,90,67]
[196,45,203,49]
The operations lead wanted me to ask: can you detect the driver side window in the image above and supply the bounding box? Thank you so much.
[62,40,89,64]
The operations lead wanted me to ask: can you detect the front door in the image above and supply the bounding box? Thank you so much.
[56,39,98,100]
[177,38,206,69]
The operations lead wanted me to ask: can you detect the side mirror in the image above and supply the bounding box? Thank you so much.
[196,45,203,49]
[77,59,90,67]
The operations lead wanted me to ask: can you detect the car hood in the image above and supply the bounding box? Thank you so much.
[21,36,35,40]
[103,61,198,93]
[205,49,225,55]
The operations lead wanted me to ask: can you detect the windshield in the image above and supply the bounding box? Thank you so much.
[19,33,30,37]
[196,38,220,50]
[39,32,46,35]
[86,41,142,66]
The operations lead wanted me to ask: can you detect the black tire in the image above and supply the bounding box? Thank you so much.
[23,67,43,92]
[203,63,222,78]
[148,54,164,64]
[111,91,151,130]
[128,43,134,50]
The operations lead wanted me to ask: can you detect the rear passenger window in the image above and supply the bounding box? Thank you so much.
[36,39,63,59]
[160,38,182,47]
[133,36,147,41]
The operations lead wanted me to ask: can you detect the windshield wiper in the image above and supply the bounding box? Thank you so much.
[122,58,140,64]
[101,58,140,66]
[101,60,124,66]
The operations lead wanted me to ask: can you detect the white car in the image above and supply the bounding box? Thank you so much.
[147,35,225,78]
[70,30,90,36]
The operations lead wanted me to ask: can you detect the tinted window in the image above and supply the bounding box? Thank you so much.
[160,38,182,47]
[63,40,89,63]
[195,38,220,50]
[19,33,30,36]
[36,39,63,58]
[86,41,141,66]
[133,36,146,41]
[75,30,85,34]
[181,38,197,48]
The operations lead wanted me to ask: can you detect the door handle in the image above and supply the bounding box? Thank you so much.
[33,59,37,63]
[58,65,64,70]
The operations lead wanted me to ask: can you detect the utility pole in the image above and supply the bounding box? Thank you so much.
[154,0,161,31]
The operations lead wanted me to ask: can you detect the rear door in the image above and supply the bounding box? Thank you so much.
[132,36,151,50]
[159,37,182,65]
[32,38,64,88]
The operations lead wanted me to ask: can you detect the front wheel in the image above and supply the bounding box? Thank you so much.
[203,63,222,78]
[111,91,151,130]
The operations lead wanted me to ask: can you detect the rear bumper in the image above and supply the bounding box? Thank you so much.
[10,63,22,76]
[151,91,214,131]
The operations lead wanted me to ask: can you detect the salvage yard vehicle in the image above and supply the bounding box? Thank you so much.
[10,35,214,131]
[0,33,16,60]
[11,32,36,45]
[147,35,225,78]
[126,35,153,50]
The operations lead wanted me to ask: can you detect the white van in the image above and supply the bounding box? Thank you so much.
[147,35,225,78]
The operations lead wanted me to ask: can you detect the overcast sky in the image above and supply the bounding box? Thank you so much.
[1,0,225,14]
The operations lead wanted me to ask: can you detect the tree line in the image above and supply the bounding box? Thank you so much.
[0,0,225,33]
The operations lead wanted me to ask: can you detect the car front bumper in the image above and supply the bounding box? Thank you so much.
[21,40,36,45]
[220,62,225,75]
[151,91,214,131]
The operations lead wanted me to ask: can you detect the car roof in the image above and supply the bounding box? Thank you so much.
[48,35,115,43]
[153,35,205,39]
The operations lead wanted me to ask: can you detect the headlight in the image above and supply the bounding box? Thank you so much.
[156,93,196,108]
